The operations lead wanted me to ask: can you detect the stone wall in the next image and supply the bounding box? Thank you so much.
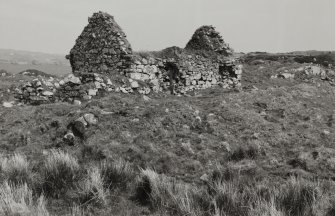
[66,12,133,76]
[14,74,115,105]
[128,50,242,94]
[14,11,243,105]
[66,11,242,95]
[185,25,233,56]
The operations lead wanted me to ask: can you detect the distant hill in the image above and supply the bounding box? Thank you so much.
[288,50,334,56]
[242,50,335,68]
[0,49,71,76]
[0,49,70,66]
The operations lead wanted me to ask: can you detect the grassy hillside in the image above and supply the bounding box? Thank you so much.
[1,55,335,215]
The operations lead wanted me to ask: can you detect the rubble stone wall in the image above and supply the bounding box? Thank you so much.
[14,11,243,105]
[128,51,242,94]
[66,11,242,94]
[66,12,133,76]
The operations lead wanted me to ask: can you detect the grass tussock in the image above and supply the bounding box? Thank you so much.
[228,144,262,161]
[43,150,80,197]
[248,197,285,216]
[68,205,85,216]
[0,153,32,185]
[134,168,330,216]
[0,181,49,216]
[277,177,321,216]
[135,169,205,216]
[100,158,135,190]
[78,166,108,206]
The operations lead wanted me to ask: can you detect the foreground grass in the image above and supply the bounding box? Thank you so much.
[0,182,49,216]
[0,150,334,215]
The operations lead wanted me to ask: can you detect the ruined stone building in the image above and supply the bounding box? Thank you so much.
[67,11,242,94]
[15,11,242,105]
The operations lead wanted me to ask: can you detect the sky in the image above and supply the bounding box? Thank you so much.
[0,0,335,54]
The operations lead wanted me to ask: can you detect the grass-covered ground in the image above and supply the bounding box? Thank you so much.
[1,57,335,215]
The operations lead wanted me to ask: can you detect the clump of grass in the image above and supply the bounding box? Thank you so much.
[248,197,285,216]
[36,195,50,216]
[210,180,250,216]
[100,159,135,190]
[43,150,80,197]
[277,177,321,216]
[78,166,108,206]
[228,144,261,161]
[68,205,85,216]
[326,201,335,216]
[0,153,32,185]
[0,181,49,216]
[134,169,204,216]
[210,163,240,183]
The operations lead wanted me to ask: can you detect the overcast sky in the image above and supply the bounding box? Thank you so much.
[1,0,334,54]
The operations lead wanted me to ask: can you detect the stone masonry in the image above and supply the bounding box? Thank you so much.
[67,11,242,94]
[66,12,133,76]
[14,11,243,105]
[185,25,234,56]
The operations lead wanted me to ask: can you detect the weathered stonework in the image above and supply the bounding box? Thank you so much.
[185,25,234,56]
[65,11,242,95]
[14,11,243,105]
[66,12,133,76]
[127,48,242,94]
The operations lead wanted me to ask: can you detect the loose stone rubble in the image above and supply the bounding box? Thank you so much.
[14,11,243,105]
[271,65,335,81]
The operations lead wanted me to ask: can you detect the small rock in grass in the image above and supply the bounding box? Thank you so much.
[83,113,98,125]
[142,95,151,101]
[220,141,231,152]
[2,101,14,108]
[200,174,209,182]
[72,116,88,137]
[64,132,75,145]
[73,100,82,106]
[323,130,331,136]
[83,95,92,100]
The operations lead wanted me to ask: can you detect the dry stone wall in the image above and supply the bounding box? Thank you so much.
[14,74,116,105]
[14,11,243,105]
[128,51,242,94]
[66,12,133,76]
[66,11,242,95]
[185,25,234,56]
